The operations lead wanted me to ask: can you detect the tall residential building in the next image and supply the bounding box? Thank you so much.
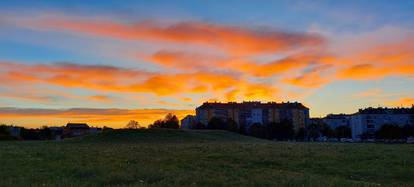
[351,106,414,140]
[195,101,309,130]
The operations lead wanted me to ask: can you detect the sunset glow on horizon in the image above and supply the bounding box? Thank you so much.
[0,1,413,128]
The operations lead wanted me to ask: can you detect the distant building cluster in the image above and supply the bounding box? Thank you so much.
[183,101,309,131]
[181,101,414,142]
[312,107,414,141]
[2,123,102,140]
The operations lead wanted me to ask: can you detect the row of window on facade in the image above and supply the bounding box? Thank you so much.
[181,102,414,140]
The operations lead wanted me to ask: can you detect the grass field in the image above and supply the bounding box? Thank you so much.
[0,129,413,187]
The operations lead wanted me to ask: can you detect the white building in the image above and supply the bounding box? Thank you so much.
[351,107,414,140]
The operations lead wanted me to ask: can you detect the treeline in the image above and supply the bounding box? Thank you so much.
[199,117,352,141]
[183,117,414,142]
[0,125,57,140]
[148,113,180,129]
[364,124,414,141]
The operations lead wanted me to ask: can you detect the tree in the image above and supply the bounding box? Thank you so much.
[320,123,334,138]
[225,118,239,132]
[376,124,403,140]
[0,124,9,135]
[268,120,294,141]
[295,127,306,141]
[40,126,53,140]
[306,123,321,141]
[125,120,140,129]
[238,123,247,135]
[334,125,351,139]
[207,117,224,129]
[0,124,14,140]
[192,122,206,129]
[402,125,414,138]
[149,113,179,129]
[249,123,268,139]
[103,126,113,132]
[163,113,179,129]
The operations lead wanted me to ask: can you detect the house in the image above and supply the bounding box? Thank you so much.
[195,101,309,131]
[63,123,90,137]
[350,107,414,140]
[181,115,197,129]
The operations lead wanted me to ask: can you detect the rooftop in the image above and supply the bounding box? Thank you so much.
[357,106,414,115]
[66,123,90,129]
[197,101,309,110]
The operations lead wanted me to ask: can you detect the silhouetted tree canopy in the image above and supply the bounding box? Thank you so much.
[295,127,306,141]
[402,125,414,138]
[0,125,8,135]
[306,124,321,140]
[225,118,239,132]
[149,113,179,129]
[207,117,224,129]
[0,124,14,140]
[376,124,403,140]
[192,122,206,129]
[249,123,268,139]
[40,126,53,140]
[103,126,113,131]
[125,120,140,129]
[334,125,351,139]
[268,120,294,140]
[306,123,334,140]
[320,123,334,138]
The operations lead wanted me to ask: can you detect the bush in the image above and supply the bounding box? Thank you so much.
[334,126,351,139]
[0,134,16,140]
[376,124,403,140]
[295,127,306,141]
[207,117,224,130]
[268,120,294,141]
[249,123,268,139]
[0,125,9,135]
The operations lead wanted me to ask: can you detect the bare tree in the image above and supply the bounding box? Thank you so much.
[125,120,140,129]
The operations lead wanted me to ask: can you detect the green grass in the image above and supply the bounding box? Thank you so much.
[0,129,413,187]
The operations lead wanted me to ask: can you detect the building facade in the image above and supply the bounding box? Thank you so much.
[351,107,414,140]
[195,101,309,130]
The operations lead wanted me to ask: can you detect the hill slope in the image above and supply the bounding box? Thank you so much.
[0,129,413,187]
[73,128,266,143]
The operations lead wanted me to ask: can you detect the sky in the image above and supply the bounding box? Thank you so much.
[0,0,413,128]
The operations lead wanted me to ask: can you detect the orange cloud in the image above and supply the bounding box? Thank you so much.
[337,63,414,80]
[234,54,334,78]
[0,107,193,128]
[149,50,334,78]
[336,38,414,80]
[25,16,324,56]
[352,89,383,98]
[150,50,218,71]
[88,95,112,103]
[385,97,414,108]
[0,61,279,101]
